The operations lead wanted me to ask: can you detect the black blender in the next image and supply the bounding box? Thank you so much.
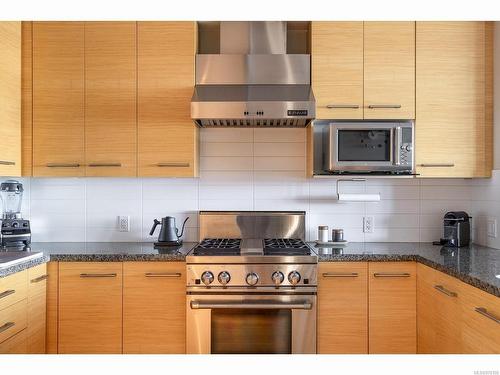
[0,180,31,250]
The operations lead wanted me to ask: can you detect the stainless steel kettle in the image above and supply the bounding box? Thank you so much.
[149,216,189,245]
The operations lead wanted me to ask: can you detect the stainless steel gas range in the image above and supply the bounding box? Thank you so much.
[186,211,317,354]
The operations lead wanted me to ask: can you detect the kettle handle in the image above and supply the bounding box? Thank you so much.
[149,219,161,236]
[176,217,189,239]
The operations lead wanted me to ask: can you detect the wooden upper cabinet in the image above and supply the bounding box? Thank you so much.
[416,22,492,178]
[58,262,123,354]
[0,22,22,177]
[123,262,186,354]
[364,22,415,119]
[138,22,198,177]
[312,22,363,120]
[85,22,137,177]
[369,262,416,354]
[32,22,85,177]
[318,262,368,354]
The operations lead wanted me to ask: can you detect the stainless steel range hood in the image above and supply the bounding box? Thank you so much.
[191,22,315,128]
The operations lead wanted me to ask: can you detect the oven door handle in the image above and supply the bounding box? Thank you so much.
[190,301,313,310]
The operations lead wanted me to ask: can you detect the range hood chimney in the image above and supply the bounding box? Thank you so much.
[191,21,315,128]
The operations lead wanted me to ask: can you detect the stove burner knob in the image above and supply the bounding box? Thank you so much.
[218,271,231,286]
[271,271,284,286]
[288,271,301,286]
[201,271,214,286]
[245,272,259,286]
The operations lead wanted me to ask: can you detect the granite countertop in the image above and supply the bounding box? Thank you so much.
[0,253,50,278]
[28,242,197,262]
[313,242,500,297]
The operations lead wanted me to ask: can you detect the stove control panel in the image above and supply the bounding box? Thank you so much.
[187,264,317,288]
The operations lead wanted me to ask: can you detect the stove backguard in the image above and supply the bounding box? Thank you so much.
[198,211,306,241]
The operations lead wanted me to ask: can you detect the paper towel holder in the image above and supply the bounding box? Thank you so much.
[336,178,381,202]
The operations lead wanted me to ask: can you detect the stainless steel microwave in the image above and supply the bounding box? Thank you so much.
[328,121,414,174]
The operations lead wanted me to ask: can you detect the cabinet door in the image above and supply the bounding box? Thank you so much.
[0,22,21,176]
[460,282,500,354]
[364,22,415,119]
[27,263,47,354]
[58,262,122,354]
[138,21,198,177]
[123,262,185,353]
[416,22,492,178]
[85,22,137,177]
[312,22,363,120]
[417,264,462,354]
[369,262,416,353]
[318,262,368,354]
[33,22,85,176]
[46,262,58,354]
[0,269,27,311]
[0,328,27,354]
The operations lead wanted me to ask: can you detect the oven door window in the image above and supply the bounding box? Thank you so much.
[337,129,391,162]
[211,308,292,354]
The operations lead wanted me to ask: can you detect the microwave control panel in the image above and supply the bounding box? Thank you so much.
[398,126,413,167]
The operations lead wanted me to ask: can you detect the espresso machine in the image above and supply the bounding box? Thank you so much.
[0,180,31,250]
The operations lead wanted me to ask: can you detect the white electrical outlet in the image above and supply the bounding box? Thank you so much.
[118,216,130,232]
[363,216,374,233]
[487,217,497,238]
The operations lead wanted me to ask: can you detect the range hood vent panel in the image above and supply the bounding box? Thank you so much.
[191,21,315,128]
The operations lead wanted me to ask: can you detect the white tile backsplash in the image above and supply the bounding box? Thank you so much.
[0,128,483,244]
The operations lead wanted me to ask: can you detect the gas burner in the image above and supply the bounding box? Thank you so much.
[198,238,241,249]
[263,238,311,256]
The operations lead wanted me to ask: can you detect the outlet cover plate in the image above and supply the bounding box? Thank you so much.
[118,216,130,232]
[487,217,497,238]
[363,216,374,233]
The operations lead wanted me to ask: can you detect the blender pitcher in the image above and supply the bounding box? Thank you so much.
[0,180,24,219]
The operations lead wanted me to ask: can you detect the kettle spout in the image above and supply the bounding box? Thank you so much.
[176,217,189,239]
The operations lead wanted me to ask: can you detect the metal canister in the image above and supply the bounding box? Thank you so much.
[332,228,344,242]
[318,225,329,242]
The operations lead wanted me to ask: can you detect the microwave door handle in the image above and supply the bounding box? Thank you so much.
[393,127,401,166]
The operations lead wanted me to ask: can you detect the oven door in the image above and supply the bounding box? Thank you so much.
[186,293,316,354]
[329,122,397,172]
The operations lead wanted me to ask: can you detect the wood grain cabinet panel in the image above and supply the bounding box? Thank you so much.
[460,281,500,354]
[27,263,47,354]
[84,21,137,177]
[137,21,198,177]
[0,22,22,177]
[0,328,28,354]
[123,262,186,353]
[416,22,492,178]
[312,22,363,120]
[318,262,368,354]
[58,262,122,354]
[368,262,416,354]
[32,22,85,177]
[417,263,462,354]
[364,21,415,119]
[21,21,33,176]
[45,262,58,354]
[0,299,27,345]
[0,269,27,311]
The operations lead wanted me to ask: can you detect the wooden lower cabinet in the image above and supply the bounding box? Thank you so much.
[0,328,28,354]
[0,269,27,311]
[368,262,416,354]
[27,264,47,354]
[58,262,123,354]
[318,262,368,354]
[123,262,186,353]
[45,262,58,354]
[417,263,462,353]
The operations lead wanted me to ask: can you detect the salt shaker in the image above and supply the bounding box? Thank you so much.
[318,225,329,242]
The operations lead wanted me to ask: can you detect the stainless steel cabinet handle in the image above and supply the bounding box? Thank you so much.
[0,160,15,166]
[368,104,402,109]
[46,163,81,168]
[87,163,122,167]
[0,322,15,334]
[418,163,455,168]
[373,272,411,278]
[156,162,190,168]
[0,289,15,299]
[326,104,360,109]
[190,301,312,310]
[434,284,457,297]
[31,275,49,283]
[145,272,182,278]
[322,272,359,278]
[474,307,500,324]
[79,273,117,278]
